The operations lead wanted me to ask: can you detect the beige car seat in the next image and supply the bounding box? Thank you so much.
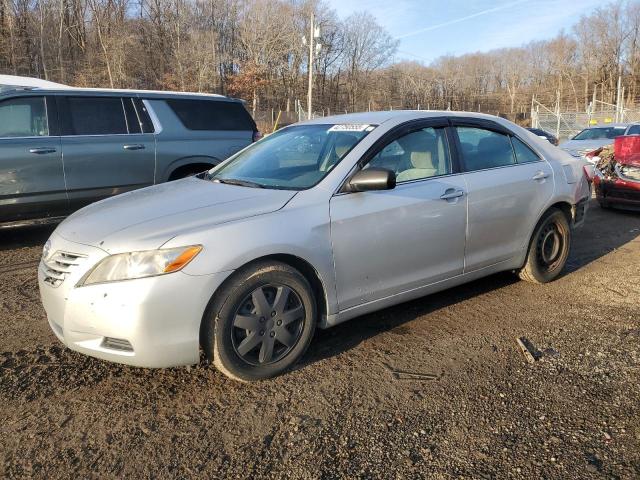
[396,150,437,182]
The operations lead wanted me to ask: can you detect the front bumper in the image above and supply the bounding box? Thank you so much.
[38,233,231,368]
[594,177,640,209]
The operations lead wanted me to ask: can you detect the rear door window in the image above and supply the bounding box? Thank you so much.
[456,127,516,171]
[0,96,48,137]
[65,96,128,135]
[511,137,540,164]
[122,98,142,134]
[134,99,155,133]
[166,99,255,131]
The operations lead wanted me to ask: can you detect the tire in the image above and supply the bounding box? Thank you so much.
[203,261,317,382]
[169,166,212,181]
[518,208,571,284]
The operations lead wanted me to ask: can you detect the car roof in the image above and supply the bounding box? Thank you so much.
[0,75,236,102]
[301,110,512,126]
[584,123,631,129]
[0,87,235,101]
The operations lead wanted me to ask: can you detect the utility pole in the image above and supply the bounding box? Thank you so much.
[307,13,314,120]
[303,13,320,120]
[555,89,561,139]
[615,72,622,123]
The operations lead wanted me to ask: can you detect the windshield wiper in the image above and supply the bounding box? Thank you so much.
[212,177,265,188]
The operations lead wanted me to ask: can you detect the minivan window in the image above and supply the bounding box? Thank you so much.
[67,97,128,135]
[167,99,255,131]
[511,137,540,164]
[457,127,515,171]
[134,99,155,133]
[123,98,142,134]
[208,124,373,189]
[0,96,48,137]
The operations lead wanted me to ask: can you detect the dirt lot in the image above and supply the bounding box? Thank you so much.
[0,201,639,479]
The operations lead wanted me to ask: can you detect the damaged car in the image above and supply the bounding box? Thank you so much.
[561,123,640,162]
[593,135,640,210]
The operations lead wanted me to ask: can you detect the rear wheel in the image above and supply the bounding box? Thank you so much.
[203,261,317,382]
[518,208,571,284]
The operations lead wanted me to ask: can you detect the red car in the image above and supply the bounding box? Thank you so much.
[594,135,640,210]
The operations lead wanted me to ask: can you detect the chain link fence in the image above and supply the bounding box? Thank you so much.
[251,100,329,133]
[531,103,640,140]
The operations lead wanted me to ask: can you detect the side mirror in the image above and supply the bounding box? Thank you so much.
[346,168,396,192]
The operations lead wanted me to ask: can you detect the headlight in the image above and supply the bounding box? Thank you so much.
[79,245,202,286]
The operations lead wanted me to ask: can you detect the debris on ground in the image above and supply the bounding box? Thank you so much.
[516,336,540,363]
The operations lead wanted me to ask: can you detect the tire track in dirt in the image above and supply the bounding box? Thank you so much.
[0,260,39,277]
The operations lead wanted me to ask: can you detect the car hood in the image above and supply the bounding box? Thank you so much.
[618,155,640,167]
[560,139,613,154]
[55,177,297,253]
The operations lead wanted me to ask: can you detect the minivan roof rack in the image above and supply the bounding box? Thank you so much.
[0,74,235,100]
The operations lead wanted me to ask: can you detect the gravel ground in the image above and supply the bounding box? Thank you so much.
[0,201,639,479]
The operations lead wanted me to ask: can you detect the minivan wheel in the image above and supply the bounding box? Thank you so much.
[204,261,317,382]
[518,208,571,284]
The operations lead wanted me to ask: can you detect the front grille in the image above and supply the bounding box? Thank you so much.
[102,337,134,352]
[42,251,85,287]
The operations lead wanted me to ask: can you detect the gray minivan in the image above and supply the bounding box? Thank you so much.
[0,85,259,227]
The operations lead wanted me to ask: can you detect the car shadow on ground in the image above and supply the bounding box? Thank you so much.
[565,202,640,273]
[0,224,56,252]
[301,202,640,369]
[302,271,518,369]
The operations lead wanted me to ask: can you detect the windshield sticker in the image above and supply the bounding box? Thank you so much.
[329,124,373,132]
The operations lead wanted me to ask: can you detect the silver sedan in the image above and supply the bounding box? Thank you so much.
[38,111,591,381]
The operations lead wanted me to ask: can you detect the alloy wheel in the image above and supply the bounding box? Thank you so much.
[231,284,306,365]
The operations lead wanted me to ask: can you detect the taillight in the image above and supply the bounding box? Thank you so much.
[252,130,263,142]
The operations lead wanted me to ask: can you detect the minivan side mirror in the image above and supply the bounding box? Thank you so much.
[346,168,396,192]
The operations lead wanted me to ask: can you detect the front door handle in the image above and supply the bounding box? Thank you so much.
[532,171,550,181]
[440,188,465,200]
[29,147,57,154]
[123,144,145,151]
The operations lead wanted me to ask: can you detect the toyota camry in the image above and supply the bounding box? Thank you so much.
[38,111,591,381]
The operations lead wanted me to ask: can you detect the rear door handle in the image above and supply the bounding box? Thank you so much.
[440,189,465,200]
[29,147,57,154]
[532,171,550,181]
[123,144,145,150]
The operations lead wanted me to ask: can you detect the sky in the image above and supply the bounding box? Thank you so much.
[325,0,605,64]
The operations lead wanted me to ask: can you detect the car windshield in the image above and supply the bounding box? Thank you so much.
[572,126,627,140]
[207,124,374,190]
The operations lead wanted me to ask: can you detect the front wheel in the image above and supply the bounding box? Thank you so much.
[203,261,317,382]
[518,208,571,284]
